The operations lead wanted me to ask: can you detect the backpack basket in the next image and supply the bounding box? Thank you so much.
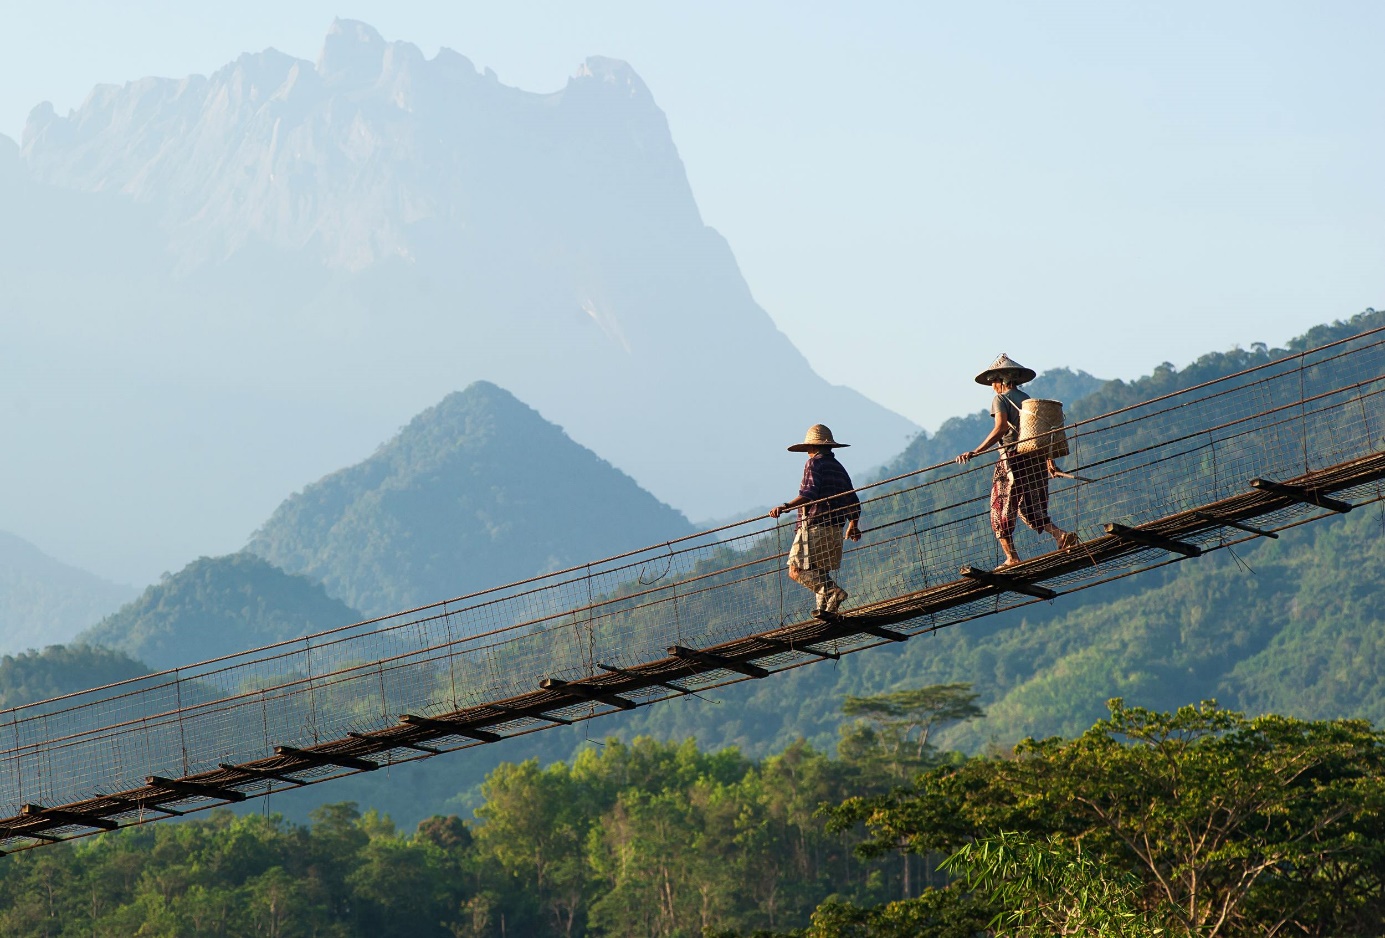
[1015,398,1069,459]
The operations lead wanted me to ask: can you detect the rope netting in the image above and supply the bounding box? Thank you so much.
[3,326,1385,831]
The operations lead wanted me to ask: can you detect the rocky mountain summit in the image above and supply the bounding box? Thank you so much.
[22,20,697,272]
[6,21,915,581]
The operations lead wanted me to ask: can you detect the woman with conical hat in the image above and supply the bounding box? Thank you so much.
[769,424,862,616]
[956,354,1077,567]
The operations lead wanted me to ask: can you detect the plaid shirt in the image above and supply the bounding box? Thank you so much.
[798,452,862,526]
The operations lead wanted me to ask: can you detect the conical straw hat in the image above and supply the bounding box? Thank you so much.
[974,352,1037,386]
[788,424,850,452]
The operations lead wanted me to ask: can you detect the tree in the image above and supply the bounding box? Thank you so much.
[474,759,596,936]
[827,699,1385,936]
[838,683,983,781]
[835,683,985,900]
[943,832,1174,936]
[795,889,992,938]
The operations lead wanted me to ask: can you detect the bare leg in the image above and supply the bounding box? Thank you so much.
[997,536,1022,567]
[1043,522,1078,550]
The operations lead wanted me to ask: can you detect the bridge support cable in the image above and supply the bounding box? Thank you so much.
[2,327,1385,851]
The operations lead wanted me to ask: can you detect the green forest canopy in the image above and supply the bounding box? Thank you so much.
[1,692,1380,937]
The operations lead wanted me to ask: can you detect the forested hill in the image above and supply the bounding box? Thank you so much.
[0,644,150,709]
[247,381,696,617]
[79,553,362,671]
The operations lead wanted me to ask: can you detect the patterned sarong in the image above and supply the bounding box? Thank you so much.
[990,449,1052,540]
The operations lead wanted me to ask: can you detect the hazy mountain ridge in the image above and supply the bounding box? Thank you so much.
[247,380,697,616]
[5,20,915,580]
[0,531,137,655]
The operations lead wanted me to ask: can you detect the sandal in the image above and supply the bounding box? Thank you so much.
[1058,532,1079,551]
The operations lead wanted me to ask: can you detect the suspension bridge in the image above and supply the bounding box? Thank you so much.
[3,325,1384,853]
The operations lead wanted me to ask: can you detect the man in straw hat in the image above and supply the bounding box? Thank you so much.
[956,353,1078,567]
[769,424,862,616]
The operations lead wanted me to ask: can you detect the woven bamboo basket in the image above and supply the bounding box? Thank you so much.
[1016,398,1069,459]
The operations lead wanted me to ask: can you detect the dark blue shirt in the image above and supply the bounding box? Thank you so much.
[798,451,862,526]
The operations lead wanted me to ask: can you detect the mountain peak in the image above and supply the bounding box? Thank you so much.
[453,379,518,407]
[572,56,651,101]
[317,18,387,85]
[247,383,693,615]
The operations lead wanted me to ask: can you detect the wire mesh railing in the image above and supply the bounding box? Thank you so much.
[3,325,1385,834]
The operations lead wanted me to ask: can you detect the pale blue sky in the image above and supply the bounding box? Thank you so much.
[2,1,1382,425]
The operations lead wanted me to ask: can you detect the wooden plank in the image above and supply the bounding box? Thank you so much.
[102,797,185,818]
[399,714,502,743]
[598,663,692,694]
[1250,478,1353,513]
[1104,523,1203,558]
[146,775,246,803]
[273,746,379,772]
[219,763,306,786]
[21,804,118,831]
[539,678,636,711]
[852,621,910,642]
[669,645,770,679]
[348,731,443,755]
[493,703,574,726]
[959,565,1058,600]
[756,637,841,660]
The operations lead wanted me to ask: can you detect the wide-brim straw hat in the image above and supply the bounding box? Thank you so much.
[974,352,1038,386]
[788,424,850,452]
